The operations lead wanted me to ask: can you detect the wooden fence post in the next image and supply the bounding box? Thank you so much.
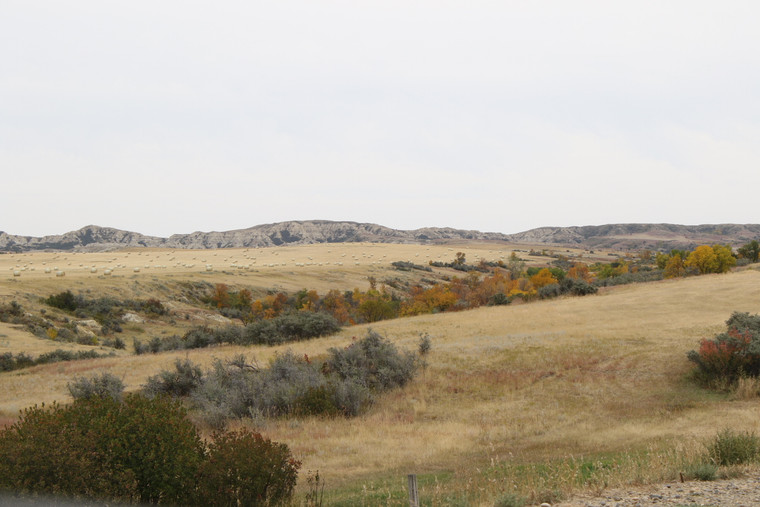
[407,474,419,507]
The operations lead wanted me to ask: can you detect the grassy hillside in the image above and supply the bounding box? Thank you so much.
[2,244,760,505]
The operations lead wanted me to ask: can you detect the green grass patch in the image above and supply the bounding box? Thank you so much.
[319,471,455,507]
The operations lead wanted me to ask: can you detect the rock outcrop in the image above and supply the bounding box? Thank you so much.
[1,221,758,252]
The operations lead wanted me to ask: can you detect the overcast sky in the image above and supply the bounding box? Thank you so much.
[2,1,760,237]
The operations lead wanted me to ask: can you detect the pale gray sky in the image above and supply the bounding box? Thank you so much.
[2,1,759,237]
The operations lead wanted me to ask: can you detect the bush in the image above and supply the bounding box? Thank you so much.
[561,277,598,296]
[0,394,204,504]
[0,350,112,373]
[133,337,148,355]
[195,429,300,506]
[43,290,78,312]
[488,293,511,306]
[294,386,339,417]
[140,298,166,315]
[144,358,204,397]
[592,270,663,287]
[241,312,340,346]
[688,312,760,385]
[0,301,22,322]
[182,327,219,349]
[537,283,561,299]
[329,378,372,417]
[67,372,124,401]
[418,333,432,356]
[708,429,760,466]
[326,329,417,391]
[191,356,260,426]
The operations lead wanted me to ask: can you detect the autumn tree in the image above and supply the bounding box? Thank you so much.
[567,263,593,282]
[471,270,512,306]
[211,283,230,309]
[401,284,458,316]
[663,254,685,278]
[655,252,670,270]
[506,252,525,280]
[236,288,253,310]
[322,289,351,324]
[685,246,716,274]
[354,287,398,323]
[295,289,320,311]
[685,245,735,274]
[529,268,558,289]
[594,260,629,279]
[712,244,737,273]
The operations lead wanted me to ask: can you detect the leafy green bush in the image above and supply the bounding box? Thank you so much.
[688,312,760,385]
[67,372,124,401]
[294,385,340,417]
[43,290,78,312]
[195,429,300,506]
[0,394,300,505]
[708,429,760,466]
[0,394,204,504]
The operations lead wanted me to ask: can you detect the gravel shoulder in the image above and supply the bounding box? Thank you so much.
[556,474,760,506]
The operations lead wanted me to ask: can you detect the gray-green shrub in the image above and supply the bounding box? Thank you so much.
[189,330,420,425]
[67,372,124,401]
[326,329,417,391]
[143,358,204,397]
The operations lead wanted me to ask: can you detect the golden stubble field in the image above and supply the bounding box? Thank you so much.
[2,243,759,504]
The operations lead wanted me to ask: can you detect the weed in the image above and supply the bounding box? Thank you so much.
[493,492,526,507]
[683,462,718,481]
[707,429,760,466]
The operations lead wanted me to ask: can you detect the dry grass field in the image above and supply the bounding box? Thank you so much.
[1,243,759,505]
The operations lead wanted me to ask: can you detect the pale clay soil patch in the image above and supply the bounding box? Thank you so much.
[557,474,760,506]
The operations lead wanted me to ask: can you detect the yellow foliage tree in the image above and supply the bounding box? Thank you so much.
[663,254,685,278]
[401,284,458,316]
[529,268,558,289]
[685,245,719,274]
[711,244,736,273]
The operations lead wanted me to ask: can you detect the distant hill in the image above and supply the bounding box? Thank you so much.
[1,221,758,252]
[506,223,760,251]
